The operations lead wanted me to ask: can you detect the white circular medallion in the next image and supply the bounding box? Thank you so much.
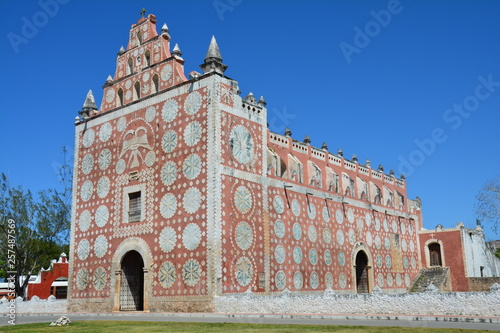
[95,205,109,227]
[182,223,201,250]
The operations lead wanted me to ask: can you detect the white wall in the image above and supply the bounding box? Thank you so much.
[215,289,500,316]
[461,227,500,277]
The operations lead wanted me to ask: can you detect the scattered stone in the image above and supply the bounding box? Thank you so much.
[49,316,71,326]
[15,296,23,302]
[0,296,8,303]
[48,295,57,302]
[426,283,439,293]
[323,287,336,297]
[31,295,40,302]
[490,282,500,293]
[244,288,254,297]
[371,286,383,294]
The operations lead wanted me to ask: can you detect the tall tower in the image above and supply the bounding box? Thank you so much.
[68,13,267,312]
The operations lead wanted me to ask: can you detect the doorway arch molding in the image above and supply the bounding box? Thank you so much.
[112,237,153,311]
[350,242,374,293]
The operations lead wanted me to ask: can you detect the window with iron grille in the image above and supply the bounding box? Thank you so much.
[128,191,141,222]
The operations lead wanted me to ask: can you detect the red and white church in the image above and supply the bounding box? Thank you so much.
[67,13,500,312]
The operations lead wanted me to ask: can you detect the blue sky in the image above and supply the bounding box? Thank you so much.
[1,0,499,239]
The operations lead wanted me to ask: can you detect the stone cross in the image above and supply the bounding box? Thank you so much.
[140,8,146,18]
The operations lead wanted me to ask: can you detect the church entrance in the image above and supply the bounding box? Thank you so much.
[355,251,369,293]
[120,251,144,311]
[429,243,442,267]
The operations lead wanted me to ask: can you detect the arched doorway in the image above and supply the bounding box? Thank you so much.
[120,251,144,311]
[355,251,369,293]
[428,243,442,267]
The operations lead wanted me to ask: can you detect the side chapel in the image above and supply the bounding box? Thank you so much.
[68,13,425,312]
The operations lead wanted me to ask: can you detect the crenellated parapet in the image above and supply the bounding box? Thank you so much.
[267,129,411,213]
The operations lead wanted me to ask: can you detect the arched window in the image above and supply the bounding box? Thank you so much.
[428,243,442,267]
[134,82,141,100]
[145,50,151,67]
[127,58,133,75]
[117,88,124,106]
[137,31,143,45]
[152,74,159,93]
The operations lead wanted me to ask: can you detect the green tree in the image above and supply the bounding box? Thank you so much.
[475,176,500,236]
[0,149,72,299]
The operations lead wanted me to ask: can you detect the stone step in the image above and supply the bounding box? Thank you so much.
[409,267,449,292]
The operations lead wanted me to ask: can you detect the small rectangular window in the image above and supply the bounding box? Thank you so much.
[128,191,141,222]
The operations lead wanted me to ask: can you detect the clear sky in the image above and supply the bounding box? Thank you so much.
[1,0,499,239]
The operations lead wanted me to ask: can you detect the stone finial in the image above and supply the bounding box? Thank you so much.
[74,116,80,124]
[352,154,358,163]
[161,23,169,34]
[436,224,444,231]
[172,43,182,57]
[365,159,371,168]
[337,148,343,156]
[400,173,406,180]
[106,75,113,83]
[456,221,464,228]
[161,23,170,40]
[118,45,125,55]
[257,96,267,107]
[200,36,228,74]
[321,142,328,151]
[490,283,500,293]
[416,196,422,207]
[425,283,439,293]
[303,135,311,144]
[378,164,384,172]
[80,90,97,118]
[83,90,97,110]
[389,169,395,176]
[244,92,256,104]
[284,127,292,137]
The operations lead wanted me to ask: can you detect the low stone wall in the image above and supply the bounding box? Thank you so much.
[3,289,500,316]
[0,297,67,314]
[468,277,500,291]
[214,289,500,317]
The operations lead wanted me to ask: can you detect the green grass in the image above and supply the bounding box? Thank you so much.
[0,321,492,333]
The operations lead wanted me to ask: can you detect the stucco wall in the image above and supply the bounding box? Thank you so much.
[214,289,500,316]
[462,228,500,277]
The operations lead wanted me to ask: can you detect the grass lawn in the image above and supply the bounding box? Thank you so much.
[0,321,491,333]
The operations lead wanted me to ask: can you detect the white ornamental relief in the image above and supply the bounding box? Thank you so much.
[82,129,95,148]
[105,88,115,103]
[184,91,202,115]
[119,127,153,169]
[99,122,112,142]
[230,125,253,165]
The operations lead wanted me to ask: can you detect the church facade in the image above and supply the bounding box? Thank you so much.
[68,13,424,312]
